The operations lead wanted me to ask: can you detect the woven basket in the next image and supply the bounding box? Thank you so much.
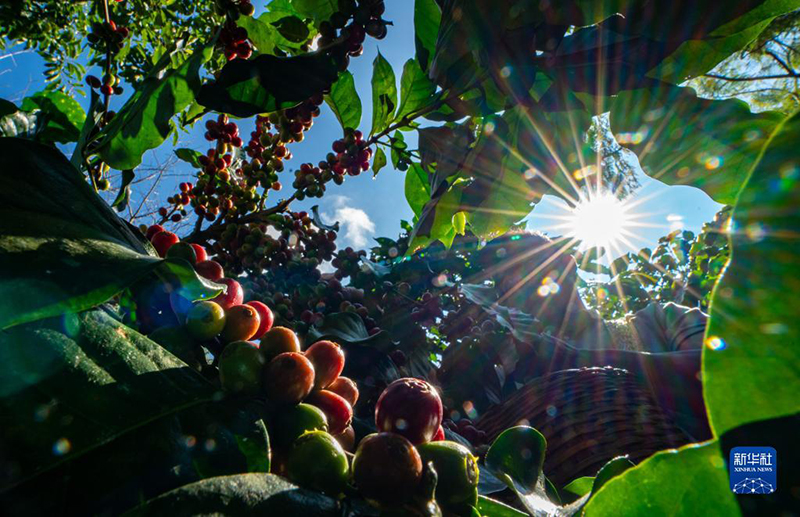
[475,366,691,486]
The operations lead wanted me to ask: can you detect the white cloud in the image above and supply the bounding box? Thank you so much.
[324,196,376,249]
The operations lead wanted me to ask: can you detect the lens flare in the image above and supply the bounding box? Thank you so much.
[566,193,632,251]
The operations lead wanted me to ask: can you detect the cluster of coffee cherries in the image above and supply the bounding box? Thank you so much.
[410,291,443,327]
[331,246,368,280]
[292,162,338,199]
[87,20,129,57]
[220,22,253,61]
[329,128,372,177]
[214,0,255,18]
[266,95,324,144]
[318,0,388,69]
[157,182,194,223]
[85,73,123,97]
[442,416,488,446]
[212,211,337,275]
[204,114,244,147]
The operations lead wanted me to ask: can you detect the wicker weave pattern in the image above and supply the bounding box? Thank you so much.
[475,367,691,486]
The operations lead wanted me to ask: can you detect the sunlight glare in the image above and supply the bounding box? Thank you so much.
[567,193,632,250]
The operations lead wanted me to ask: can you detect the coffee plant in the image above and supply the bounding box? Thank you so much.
[1,1,799,516]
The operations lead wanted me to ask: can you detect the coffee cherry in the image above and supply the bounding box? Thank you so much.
[433,425,445,441]
[219,340,265,395]
[305,390,353,435]
[375,377,443,445]
[212,278,244,310]
[145,224,164,240]
[271,403,329,450]
[333,425,356,452]
[286,430,349,496]
[151,231,180,257]
[190,243,208,262]
[352,433,423,505]
[166,241,198,265]
[260,326,301,362]
[185,301,226,340]
[221,304,261,342]
[304,340,345,390]
[263,352,315,405]
[195,260,224,281]
[246,301,274,339]
[327,376,359,407]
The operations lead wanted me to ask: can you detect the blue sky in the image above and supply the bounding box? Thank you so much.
[0,1,722,257]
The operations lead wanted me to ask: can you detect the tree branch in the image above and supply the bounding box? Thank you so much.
[185,194,297,244]
[703,72,799,82]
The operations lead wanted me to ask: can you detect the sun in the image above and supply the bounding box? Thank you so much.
[566,192,632,250]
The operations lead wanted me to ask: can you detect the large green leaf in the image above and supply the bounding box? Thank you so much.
[197,47,340,118]
[703,111,800,436]
[0,310,269,515]
[394,59,437,123]
[404,162,431,217]
[584,440,738,516]
[325,71,361,131]
[604,85,783,205]
[414,0,442,73]
[290,0,338,24]
[0,138,220,329]
[95,41,214,170]
[20,89,86,144]
[128,473,379,516]
[369,52,397,137]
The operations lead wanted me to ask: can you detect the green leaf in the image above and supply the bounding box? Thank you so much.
[485,426,547,493]
[290,0,338,24]
[272,15,310,43]
[704,112,800,436]
[584,440,738,516]
[591,456,635,495]
[0,98,17,117]
[605,85,783,205]
[127,473,375,515]
[237,15,276,53]
[372,146,387,175]
[20,89,86,144]
[562,477,594,500]
[394,59,437,123]
[476,495,528,517]
[324,71,361,131]
[0,310,268,514]
[0,138,220,329]
[197,47,341,118]
[111,168,136,211]
[414,0,442,73]
[369,52,397,137]
[95,41,215,170]
[404,162,430,217]
[175,147,203,168]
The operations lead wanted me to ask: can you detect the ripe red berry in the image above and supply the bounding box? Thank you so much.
[433,425,445,441]
[263,352,316,405]
[246,301,274,339]
[306,390,353,435]
[211,278,244,310]
[190,243,208,262]
[304,340,345,390]
[145,224,165,240]
[195,260,224,281]
[352,433,423,504]
[327,377,359,407]
[151,231,179,257]
[375,378,443,445]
